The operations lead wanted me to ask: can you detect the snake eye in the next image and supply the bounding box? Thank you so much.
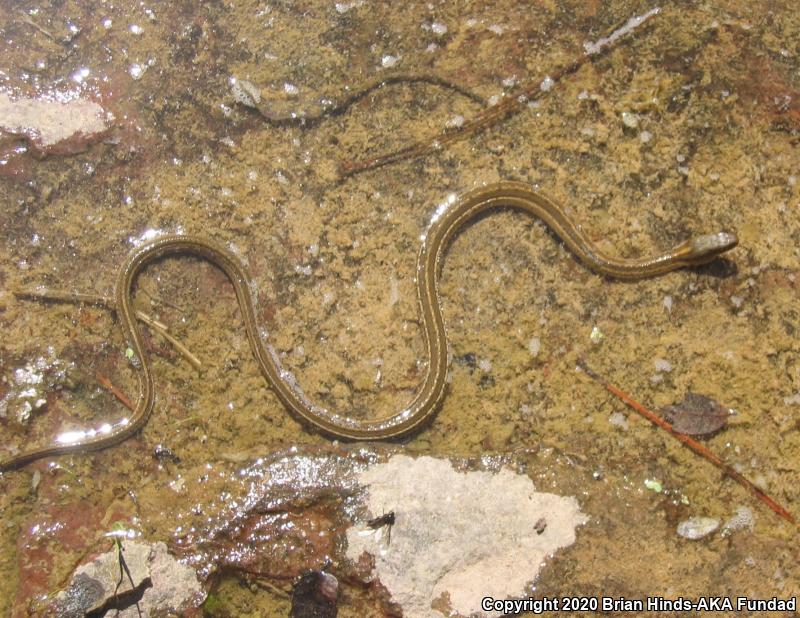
[686,232,738,262]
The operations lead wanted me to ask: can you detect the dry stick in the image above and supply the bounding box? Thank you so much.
[577,361,795,524]
[14,288,202,371]
[339,7,661,177]
[14,288,115,308]
[255,579,291,599]
[17,288,203,424]
[134,310,203,372]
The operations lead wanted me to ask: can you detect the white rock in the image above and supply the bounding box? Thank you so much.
[608,412,628,429]
[54,541,204,615]
[0,93,109,147]
[381,54,400,68]
[346,455,586,618]
[677,516,719,540]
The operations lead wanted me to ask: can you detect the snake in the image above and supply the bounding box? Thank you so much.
[0,181,738,471]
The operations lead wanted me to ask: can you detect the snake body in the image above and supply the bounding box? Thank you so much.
[0,181,738,471]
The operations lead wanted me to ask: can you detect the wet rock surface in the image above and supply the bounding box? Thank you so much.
[0,347,74,425]
[170,447,586,617]
[174,445,374,582]
[1,0,799,615]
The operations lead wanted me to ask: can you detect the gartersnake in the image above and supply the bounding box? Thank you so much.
[0,181,738,471]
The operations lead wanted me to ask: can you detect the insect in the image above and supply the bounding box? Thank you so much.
[367,510,396,545]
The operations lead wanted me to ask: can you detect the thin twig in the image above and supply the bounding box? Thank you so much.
[14,287,114,308]
[96,372,136,413]
[134,311,203,372]
[16,287,203,372]
[256,579,292,599]
[134,310,169,332]
[17,11,58,42]
[577,360,795,524]
[141,288,186,313]
[251,72,487,125]
[339,7,661,176]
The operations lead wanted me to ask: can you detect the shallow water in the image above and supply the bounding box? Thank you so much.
[1,0,798,615]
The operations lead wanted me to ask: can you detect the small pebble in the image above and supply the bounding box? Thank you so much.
[231,78,261,107]
[129,63,146,80]
[621,111,639,128]
[644,478,662,493]
[608,412,628,429]
[783,392,800,406]
[445,115,465,129]
[722,506,754,535]
[677,516,719,540]
[654,358,672,373]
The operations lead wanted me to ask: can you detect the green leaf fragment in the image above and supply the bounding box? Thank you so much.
[644,478,663,493]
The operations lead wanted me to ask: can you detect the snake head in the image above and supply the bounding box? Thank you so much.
[675,231,738,265]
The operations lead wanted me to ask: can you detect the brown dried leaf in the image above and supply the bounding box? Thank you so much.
[660,393,730,437]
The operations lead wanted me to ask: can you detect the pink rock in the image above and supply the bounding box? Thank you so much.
[0,91,112,156]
